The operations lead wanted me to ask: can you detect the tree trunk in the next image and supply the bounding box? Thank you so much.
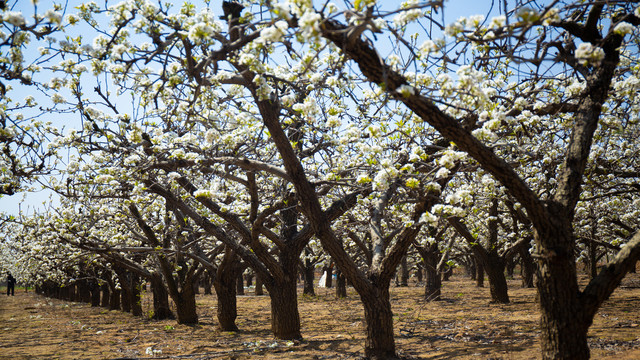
[335,270,347,298]
[476,258,485,287]
[255,273,264,295]
[423,246,441,301]
[90,280,101,307]
[269,279,302,339]
[101,283,110,308]
[213,249,242,332]
[129,275,143,317]
[174,281,198,324]
[484,253,509,303]
[109,288,121,311]
[121,283,131,313]
[236,273,245,296]
[520,245,535,288]
[324,264,333,288]
[302,259,315,296]
[399,255,409,287]
[77,279,92,303]
[361,287,396,360]
[214,273,239,331]
[203,272,213,295]
[536,228,589,359]
[150,273,174,320]
[442,266,453,281]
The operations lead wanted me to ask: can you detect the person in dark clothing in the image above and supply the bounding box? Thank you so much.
[6,272,15,296]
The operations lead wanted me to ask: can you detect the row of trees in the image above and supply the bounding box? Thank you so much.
[1,1,640,359]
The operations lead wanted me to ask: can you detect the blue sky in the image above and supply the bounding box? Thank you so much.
[0,0,508,216]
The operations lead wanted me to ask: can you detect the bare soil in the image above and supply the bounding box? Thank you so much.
[2,273,640,359]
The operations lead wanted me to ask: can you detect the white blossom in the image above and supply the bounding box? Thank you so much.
[575,42,605,66]
[613,22,635,36]
[3,11,26,26]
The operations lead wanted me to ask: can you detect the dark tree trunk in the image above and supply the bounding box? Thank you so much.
[129,275,143,317]
[335,270,347,298]
[361,287,396,360]
[213,248,242,331]
[324,264,333,288]
[236,272,245,296]
[121,284,131,313]
[423,246,441,301]
[203,272,213,295]
[442,266,453,281]
[302,259,315,296]
[268,279,302,339]
[255,273,264,295]
[101,283,110,308]
[506,257,517,279]
[416,264,423,283]
[520,245,535,288]
[174,280,198,324]
[90,280,101,307]
[484,253,509,303]
[109,288,121,311]
[536,224,589,359]
[399,255,409,287]
[466,256,477,280]
[150,273,174,320]
[476,258,485,287]
[214,277,238,331]
[77,279,91,303]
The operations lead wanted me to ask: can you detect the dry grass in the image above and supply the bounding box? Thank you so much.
[2,272,640,359]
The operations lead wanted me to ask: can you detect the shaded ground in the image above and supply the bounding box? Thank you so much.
[2,273,640,359]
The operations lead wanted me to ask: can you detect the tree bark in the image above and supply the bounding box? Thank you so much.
[255,273,264,295]
[268,278,302,339]
[213,248,242,331]
[173,279,198,324]
[302,258,316,296]
[335,269,347,298]
[150,273,174,320]
[361,287,396,360]
[520,245,535,288]
[484,252,509,303]
[109,288,121,311]
[399,255,409,287]
[236,272,245,296]
[129,275,143,317]
[101,283,110,308]
[476,259,485,288]
[90,280,101,307]
[324,264,333,288]
[422,245,441,301]
[214,273,239,331]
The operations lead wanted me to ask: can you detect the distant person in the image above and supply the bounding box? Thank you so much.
[6,272,15,296]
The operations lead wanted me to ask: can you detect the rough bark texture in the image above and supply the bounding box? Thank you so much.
[416,243,441,301]
[335,270,347,298]
[150,273,174,320]
[90,281,101,307]
[173,280,198,325]
[484,253,509,304]
[100,283,110,308]
[269,279,302,339]
[214,275,239,331]
[361,287,396,360]
[213,248,241,331]
[109,288,120,311]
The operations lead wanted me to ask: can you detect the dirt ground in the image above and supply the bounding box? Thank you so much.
[2,273,640,359]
